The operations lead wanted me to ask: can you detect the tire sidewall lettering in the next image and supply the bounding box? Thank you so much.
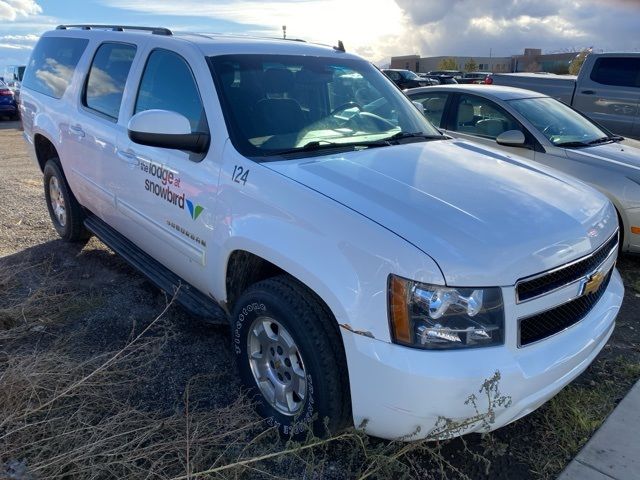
[233,299,316,434]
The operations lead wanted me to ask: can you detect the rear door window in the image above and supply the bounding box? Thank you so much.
[22,36,89,99]
[590,57,640,88]
[84,42,136,119]
[407,91,449,127]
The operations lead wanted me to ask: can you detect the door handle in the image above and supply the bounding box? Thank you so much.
[69,125,85,137]
[581,90,595,95]
[116,149,137,165]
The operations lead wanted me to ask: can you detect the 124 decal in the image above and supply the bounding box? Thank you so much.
[232,165,249,185]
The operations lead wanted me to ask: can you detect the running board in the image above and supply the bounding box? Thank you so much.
[84,214,228,325]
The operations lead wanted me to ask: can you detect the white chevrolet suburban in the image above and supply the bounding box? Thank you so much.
[20,25,624,440]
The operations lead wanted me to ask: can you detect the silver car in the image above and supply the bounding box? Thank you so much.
[406,84,640,253]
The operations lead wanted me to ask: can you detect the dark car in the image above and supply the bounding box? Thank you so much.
[458,72,492,84]
[424,74,458,85]
[0,80,18,120]
[382,69,431,89]
[427,70,464,80]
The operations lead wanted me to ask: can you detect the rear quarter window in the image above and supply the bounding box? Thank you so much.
[590,57,640,88]
[22,36,89,99]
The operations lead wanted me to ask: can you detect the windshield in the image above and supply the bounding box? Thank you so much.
[209,54,440,158]
[509,97,610,146]
[401,70,420,80]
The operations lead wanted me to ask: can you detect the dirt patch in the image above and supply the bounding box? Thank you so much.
[1,120,639,479]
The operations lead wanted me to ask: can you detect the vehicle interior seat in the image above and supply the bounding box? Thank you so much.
[476,118,508,138]
[424,97,445,125]
[456,103,476,133]
[476,105,509,137]
[217,62,260,137]
[254,68,306,136]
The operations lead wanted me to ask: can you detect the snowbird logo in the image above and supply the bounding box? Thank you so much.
[186,199,204,221]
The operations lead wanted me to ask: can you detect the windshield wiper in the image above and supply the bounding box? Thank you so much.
[587,136,615,145]
[554,140,591,148]
[271,139,392,156]
[269,132,446,157]
[381,131,447,143]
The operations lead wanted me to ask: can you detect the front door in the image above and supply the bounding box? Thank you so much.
[443,93,536,161]
[113,47,218,292]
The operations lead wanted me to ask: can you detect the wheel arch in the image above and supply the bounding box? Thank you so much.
[33,133,59,172]
[224,248,347,339]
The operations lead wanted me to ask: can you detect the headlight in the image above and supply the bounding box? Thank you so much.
[388,275,504,349]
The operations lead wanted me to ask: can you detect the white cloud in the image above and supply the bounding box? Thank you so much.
[391,0,639,58]
[0,0,42,21]
[102,0,404,60]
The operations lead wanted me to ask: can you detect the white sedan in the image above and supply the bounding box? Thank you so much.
[406,84,640,253]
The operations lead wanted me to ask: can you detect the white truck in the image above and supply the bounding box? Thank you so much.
[490,53,640,139]
[20,25,623,440]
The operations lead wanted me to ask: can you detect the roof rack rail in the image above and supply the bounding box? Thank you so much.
[56,24,172,36]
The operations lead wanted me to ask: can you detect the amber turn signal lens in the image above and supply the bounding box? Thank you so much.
[631,226,640,235]
[388,276,412,344]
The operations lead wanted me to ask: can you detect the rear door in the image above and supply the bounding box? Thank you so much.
[442,93,536,160]
[573,56,640,137]
[72,41,138,219]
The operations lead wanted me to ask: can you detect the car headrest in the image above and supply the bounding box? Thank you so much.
[263,68,294,94]
[458,103,475,123]
[425,97,445,112]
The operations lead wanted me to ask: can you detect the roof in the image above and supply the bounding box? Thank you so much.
[493,72,577,81]
[404,84,548,101]
[44,26,359,60]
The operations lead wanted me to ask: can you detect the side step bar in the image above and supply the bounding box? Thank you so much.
[84,214,228,325]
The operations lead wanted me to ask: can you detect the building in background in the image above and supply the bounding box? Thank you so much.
[390,49,578,74]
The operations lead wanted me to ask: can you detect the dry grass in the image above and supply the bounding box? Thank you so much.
[0,259,500,479]
[0,256,101,332]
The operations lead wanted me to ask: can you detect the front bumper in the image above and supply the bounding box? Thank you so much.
[341,269,623,440]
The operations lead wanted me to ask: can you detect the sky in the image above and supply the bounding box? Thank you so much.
[1,0,639,72]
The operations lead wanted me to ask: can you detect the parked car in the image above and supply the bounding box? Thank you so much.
[416,73,439,85]
[489,53,640,139]
[382,69,432,89]
[426,74,458,85]
[406,84,640,253]
[22,25,623,441]
[0,80,18,120]
[459,72,492,84]
[428,69,464,80]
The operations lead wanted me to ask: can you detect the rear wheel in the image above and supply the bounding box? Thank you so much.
[43,158,90,242]
[232,275,351,437]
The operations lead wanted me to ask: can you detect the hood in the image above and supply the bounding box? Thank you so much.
[564,139,640,174]
[265,139,617,286]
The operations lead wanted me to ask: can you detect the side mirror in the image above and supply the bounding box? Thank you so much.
[496,129,526,147]
[412,101,425,115]
[128,109,209,153]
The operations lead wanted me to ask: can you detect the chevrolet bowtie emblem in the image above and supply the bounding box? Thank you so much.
[580,270,606,296]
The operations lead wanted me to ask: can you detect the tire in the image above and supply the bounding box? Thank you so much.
[232,275,351,438]
[43,158,90,242]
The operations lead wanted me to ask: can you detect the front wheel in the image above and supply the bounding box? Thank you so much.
[232,275,351,437]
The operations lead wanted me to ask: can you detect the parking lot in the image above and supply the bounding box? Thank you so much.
[1,118,639,479]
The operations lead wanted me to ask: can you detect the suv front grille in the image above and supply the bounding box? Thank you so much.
[518,269,612,347]
[516,233,618,303]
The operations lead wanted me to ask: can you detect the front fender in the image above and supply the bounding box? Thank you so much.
[209,146,444,342]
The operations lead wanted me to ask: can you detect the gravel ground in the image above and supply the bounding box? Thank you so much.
[0,120,238,412]
[1,119,639,479]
